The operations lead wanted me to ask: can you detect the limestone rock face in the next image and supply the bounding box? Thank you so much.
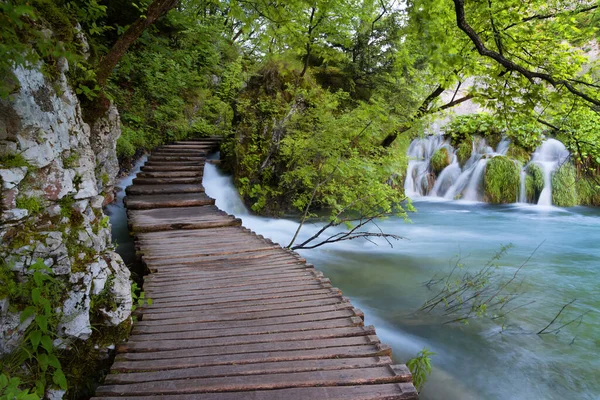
[0,61,131,357]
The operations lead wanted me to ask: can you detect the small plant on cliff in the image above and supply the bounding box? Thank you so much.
[16,196,43,215]
[1,259,67,397]
[407,348,435,392]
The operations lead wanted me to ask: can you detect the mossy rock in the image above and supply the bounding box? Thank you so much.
[484,156,520,204]
[430,147,451,175]
[456,141,472,166]
[525,163,544,203]
[506,144,531,164]
[551,163,578,207]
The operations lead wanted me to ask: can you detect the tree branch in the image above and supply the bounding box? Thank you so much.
[452,0,600,107]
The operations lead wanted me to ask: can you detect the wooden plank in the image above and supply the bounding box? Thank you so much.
[132,309,357,335]
[148,156,206,162]
[129,316,364,341]
[117,326,377,352]
[92,382,417,400]
[124,193,214,210]
[109,343,390,372]
[137,171,204,178]
[141,165,205,172]
[114,335,382,362]
[126,184,205,195]
[137,294,348,316]
[95,366,403,396]
[104,356,392,384]
[132,177,204,185]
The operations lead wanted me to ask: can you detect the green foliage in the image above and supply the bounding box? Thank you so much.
[0,154,30,168]
[15,196,43,214]
[407,348,435,392]
[1,259,67,397]
[430,147,450,174]
[484,156,520,204]
[576,177,600,206]
[0,373,39,400]
[455,141,472,166]
[551,163,578,207]
[506,144,531,164]
[130,282,152,315]
[525,163,545,203]
[444,114,500,147]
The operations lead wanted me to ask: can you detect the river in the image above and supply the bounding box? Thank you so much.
[108,159,600,400]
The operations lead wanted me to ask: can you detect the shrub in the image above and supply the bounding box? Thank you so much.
[456,141,472,166]
[576,177,600,206]
[484,156,520,203]
[551,163,577,207]
[430,147,451,174]
[525,163,544,203]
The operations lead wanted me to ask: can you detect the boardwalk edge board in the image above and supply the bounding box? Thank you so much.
[94,138,418,399]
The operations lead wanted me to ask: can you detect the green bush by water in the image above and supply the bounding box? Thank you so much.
[430,147,451,174]
[552,163,578,207]
[484,156,520,203]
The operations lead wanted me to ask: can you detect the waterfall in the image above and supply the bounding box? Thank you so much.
[528,139,570,206]
[406,136,510,202]
[404,135,573,206]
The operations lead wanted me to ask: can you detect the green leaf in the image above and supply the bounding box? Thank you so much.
[35,315,48,332]
[20,306,36,323]
[48,354,61,369]
[38,353,49,372]
[0,373,8,388]
[40,335,53,353]
[31,287,41,304]
[52,369,67,390]
[29,330,42,351]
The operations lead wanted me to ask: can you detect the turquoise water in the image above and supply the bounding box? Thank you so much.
[203,164,600,400]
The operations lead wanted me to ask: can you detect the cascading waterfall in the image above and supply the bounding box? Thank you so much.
[404,136,570,205]
[527,139,570,206]
[404,135,510,202]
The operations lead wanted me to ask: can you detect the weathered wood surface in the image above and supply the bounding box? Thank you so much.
[93,138,418,400]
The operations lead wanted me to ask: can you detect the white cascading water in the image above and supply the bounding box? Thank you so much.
[404,136,510,202]
[404,135,571,206]
[527,139,570,206]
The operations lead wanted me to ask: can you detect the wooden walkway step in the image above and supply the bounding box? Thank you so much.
[93,137,418,400]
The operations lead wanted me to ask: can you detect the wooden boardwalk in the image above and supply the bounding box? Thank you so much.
[93,138,418,400]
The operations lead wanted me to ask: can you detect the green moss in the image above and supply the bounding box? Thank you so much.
[484,156,521,204]
[506,144,531,164]
[0,154,30,168]
[15,196,43,214]
[551,163,578,207]
[430,147,451,175]
[525,163,544,203]
[576,177,600,206]
[31,0,75,43]
[456,141,472,166]
[62,152,80,168]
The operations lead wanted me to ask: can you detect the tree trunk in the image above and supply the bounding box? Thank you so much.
[96,0,179,87]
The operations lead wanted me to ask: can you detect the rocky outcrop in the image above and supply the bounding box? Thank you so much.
[0,60,131,356]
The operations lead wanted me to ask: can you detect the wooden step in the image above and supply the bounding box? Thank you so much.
[126,184,205,195]
[124,193,214,210]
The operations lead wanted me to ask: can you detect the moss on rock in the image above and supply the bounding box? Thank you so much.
[551,163,578,207]
[506,144,531,164]
[456,141,472,166]
[525,163,544,203]
[484,156,520,203]
[430,147,451,175]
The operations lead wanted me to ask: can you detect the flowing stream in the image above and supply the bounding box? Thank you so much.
[108,158,600,400]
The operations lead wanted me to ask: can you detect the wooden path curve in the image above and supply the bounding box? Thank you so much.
[93,138,418,400]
